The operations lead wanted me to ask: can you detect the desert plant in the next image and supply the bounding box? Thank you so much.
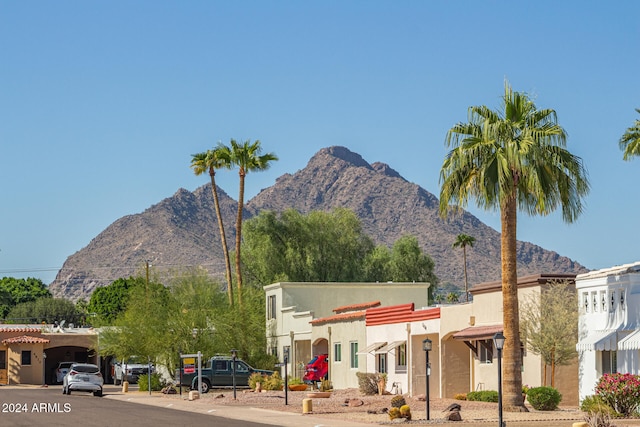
[454,393,467,400]
[526,386,562,411]
[287,376,304,385]
[583,410,616,427]
[265,371,284,390]
[581,395,619,418]
[137,373,165,392]
[388,407,401,420]
[466,390,499,402]
[356,372,382,395]
[319,378,333,392]
[595,373,640,416]
[249,372,268,390]
[400,404,412,420]
[390,395,407,408]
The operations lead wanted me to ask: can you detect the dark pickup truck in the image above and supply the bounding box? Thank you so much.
[176,356,273,393]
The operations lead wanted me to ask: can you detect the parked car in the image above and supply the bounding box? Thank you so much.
[54,361,75,384]
[303,354,328,384]
[112,356,154,384]
[176,355,273,394]
[62,363,103,397]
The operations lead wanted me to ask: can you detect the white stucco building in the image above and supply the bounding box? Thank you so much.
[576,261,640,401]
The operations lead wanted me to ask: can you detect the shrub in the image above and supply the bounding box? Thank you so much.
[466,390,499,402]
[390,395,406,408]
[526,386,562,411]
[137,373,164,392]
[356,372,384,395]
[319,379,333,392]
[264,371,284,390]
[453,393,467,400]
[581,395,620,418]
[287,376,304,385]
[595,373,640,416]
[249,372,268,390]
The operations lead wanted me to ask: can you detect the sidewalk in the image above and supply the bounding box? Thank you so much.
[104,389,375,427]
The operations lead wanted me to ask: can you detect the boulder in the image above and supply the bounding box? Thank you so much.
[444,409,462,421]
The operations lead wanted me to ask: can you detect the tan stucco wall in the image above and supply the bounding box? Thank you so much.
[440,338,470,398]
[7,343,45,385]
[411,333,439,397]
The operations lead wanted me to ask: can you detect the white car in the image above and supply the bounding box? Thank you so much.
[62,363,103,397]
[112,356,153,384]
[54,361,74,384]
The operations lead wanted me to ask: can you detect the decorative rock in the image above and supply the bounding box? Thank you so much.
[414,393,426,401]
[348,399,364,407]
[391,418,409,423]
[444,409,462,421]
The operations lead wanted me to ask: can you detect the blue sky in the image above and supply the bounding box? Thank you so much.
[1,1,639,285]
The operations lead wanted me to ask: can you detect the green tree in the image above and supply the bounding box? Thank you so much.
[6,297,80,324]
[190,146,234,305]
[452,234,476,302]
[242,208,375,284]
[619,108,640,160]
[388,235,438,301]
[0,277,51,318]
[439,81,589,411]
[520,281,578,387]
[228,139,278,305]
[87,277,144,325]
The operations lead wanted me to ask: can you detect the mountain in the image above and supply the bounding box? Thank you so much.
[49,146,587,301]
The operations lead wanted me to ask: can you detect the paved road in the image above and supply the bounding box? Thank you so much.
[0,385,274,427]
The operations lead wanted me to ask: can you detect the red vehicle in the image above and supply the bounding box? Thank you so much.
[303,354,328,384]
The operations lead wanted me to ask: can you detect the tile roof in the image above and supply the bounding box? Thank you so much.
[333,301,381,314]
[310,310,367,325]
[2,335,50,344]
[366,303,440,326]
[0,327,41,333]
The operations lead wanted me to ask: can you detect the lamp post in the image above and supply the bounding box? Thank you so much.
[231,349,238,400]
[493,332,505,427]
[422,338,432,421]
[283,347,290,406]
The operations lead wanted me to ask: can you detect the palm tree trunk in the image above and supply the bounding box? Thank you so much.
[463,246,469,302]
[500,195,527,412]
[235,169,246,306]
[210,175,234,306]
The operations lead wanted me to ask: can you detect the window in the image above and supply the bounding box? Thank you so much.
[350,342,359,369]
[21,351,31,366]
[602,351,617,375]
[267,295,276,320]
[377,353,387,374]
[0,351,5,369]
[583,293,589,313]
[601,291,607,312]
[611,291,616,311]
[334,343,342,362]
[478,340,493,364]
[592,292,598,312]
[396,343,407,368]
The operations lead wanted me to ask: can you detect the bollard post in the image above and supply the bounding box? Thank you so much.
[302,398,313,414]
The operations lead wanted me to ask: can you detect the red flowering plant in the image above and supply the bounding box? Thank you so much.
[595,373,640,416]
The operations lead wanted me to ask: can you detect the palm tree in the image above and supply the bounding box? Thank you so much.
[619,108,640,160]
[190,146,234,306]
[452,234,475,302]
[229,139,278,305]
[439,81,589,412]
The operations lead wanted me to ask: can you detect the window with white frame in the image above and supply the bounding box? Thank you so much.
[396,343,407,369]
[350,342,359,369]
[334,343,342,362]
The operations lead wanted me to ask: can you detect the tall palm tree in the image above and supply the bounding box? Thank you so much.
[619,108,640,160]
[439,81,589,411]
[229,139,278,306]
[190,146,234,306]
[452,234,475,302]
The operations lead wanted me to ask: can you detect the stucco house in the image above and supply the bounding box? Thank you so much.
[575,261,640,401]
[0,325,99,385]
[263,282,431,382]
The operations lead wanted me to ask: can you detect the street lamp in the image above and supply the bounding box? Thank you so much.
[493,332,505,427]
[231,349,238,400]
[422,338,432,421]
